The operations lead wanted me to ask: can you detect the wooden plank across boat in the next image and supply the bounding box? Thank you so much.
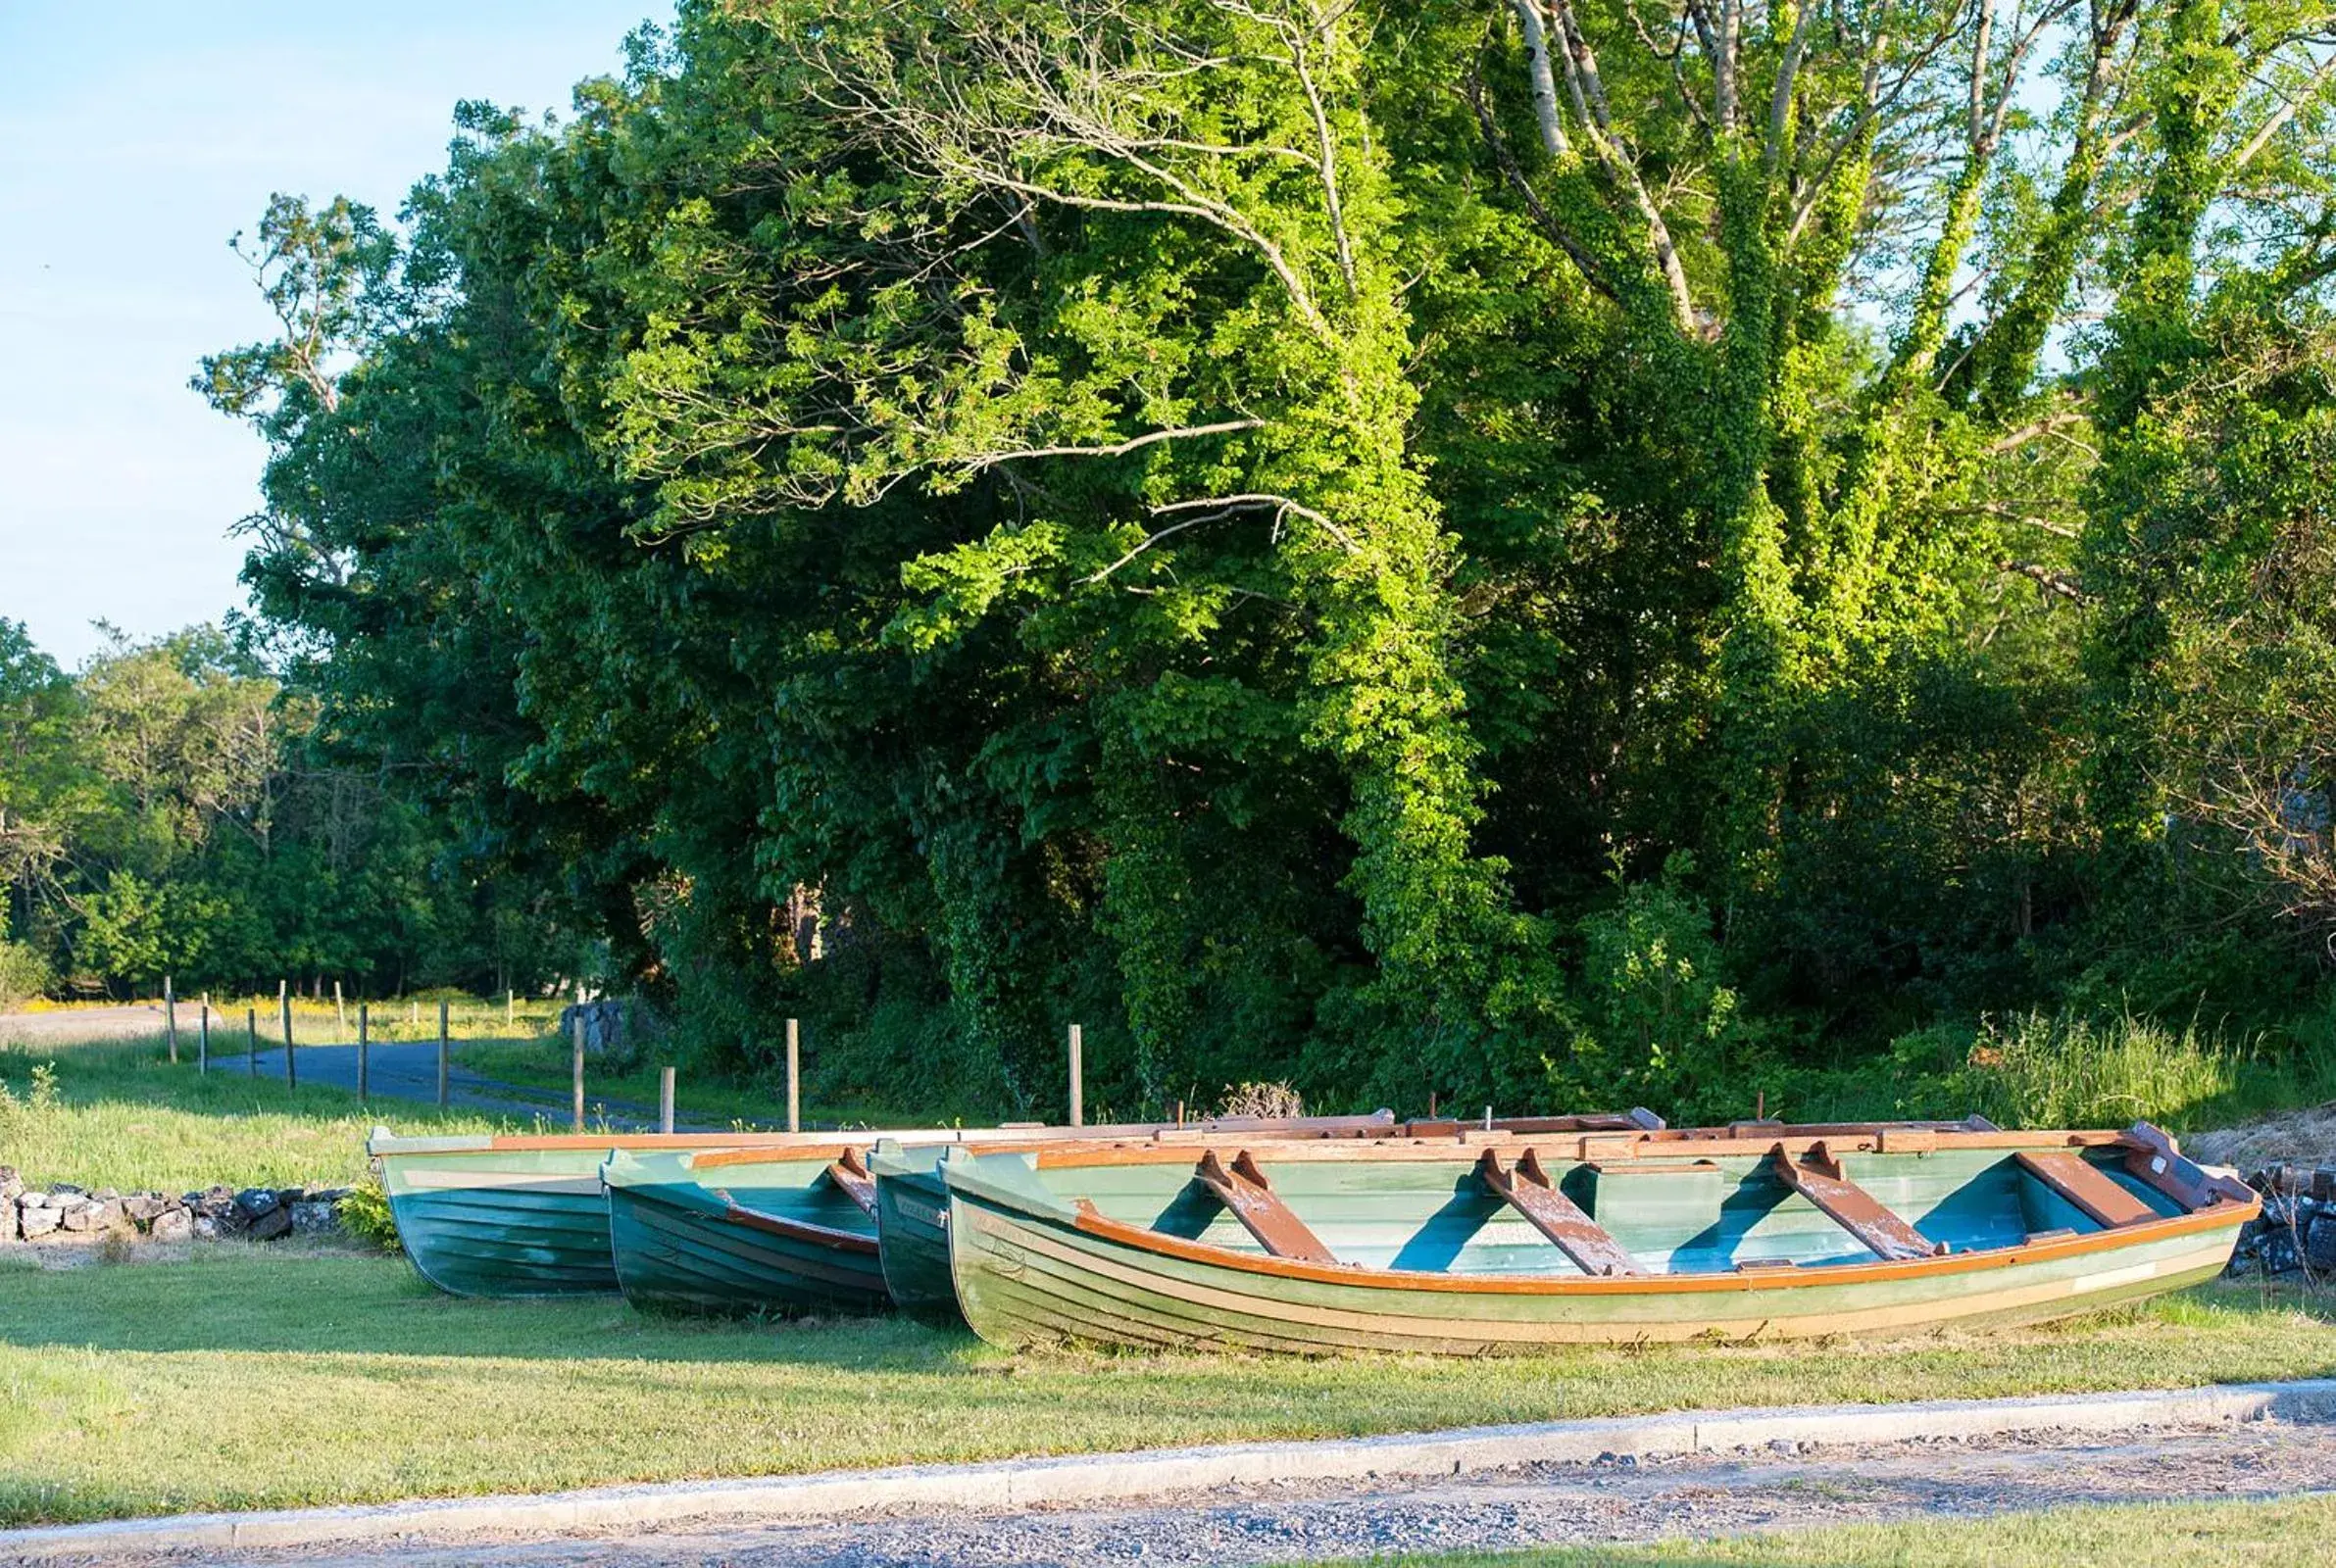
[868,1110,1668,1317]
[937,1121,2259,1354]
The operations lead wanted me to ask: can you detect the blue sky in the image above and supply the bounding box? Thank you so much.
[0,1,670,669]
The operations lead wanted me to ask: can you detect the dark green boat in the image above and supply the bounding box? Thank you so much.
[938,1121,2259,1355]
[602,1144,891,1315]
[369,1130,804,1298]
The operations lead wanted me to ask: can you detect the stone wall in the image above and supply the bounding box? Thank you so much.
[2225,1163,2336,1279]
[0,1166,352,1248]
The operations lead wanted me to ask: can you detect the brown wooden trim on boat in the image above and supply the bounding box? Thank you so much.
[691,1144,868,1169]
[1192,1151,1339,1263]
[1476,1149,1642,1277]
[1769,1142,1943,1262]
[1026,1128,2129,1169]
[2015,1152,2158,1229]
[719,1202,881,1254]
[827,1149,879,1218]
[1059,1191,2256,1297]
[2119,1123,2258,1210]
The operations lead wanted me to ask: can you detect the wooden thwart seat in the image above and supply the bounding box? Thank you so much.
[1194,1151,1338,1263]
[2016,1150,2156,1229]
[825,1148,879,1218]
[1769,1143,1943,1262]
[1475,1149,1643,1277]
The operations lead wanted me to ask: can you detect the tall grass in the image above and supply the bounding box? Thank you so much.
[1963,1010,2240,1129]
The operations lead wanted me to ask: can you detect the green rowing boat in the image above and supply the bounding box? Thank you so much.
[371,1127,953,1298]
[940,1121,2258,1354]
[602,1145,890,1315]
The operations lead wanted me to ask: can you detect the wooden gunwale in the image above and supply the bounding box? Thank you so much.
[688,1144,871,1170]
[1021,1128,2129,1169]
[1059,1194,2255,1297]
[715,1201,882,1255]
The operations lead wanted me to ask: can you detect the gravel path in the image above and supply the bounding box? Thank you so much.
[47,1418,2336,1568]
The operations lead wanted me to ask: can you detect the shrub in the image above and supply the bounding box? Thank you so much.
[335,1179,402,1254]
[1565,854,1753,1120]
[0,940,52,1009]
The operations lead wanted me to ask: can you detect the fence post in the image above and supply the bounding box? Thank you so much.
[164,975,177,1064]
[246,1007,258,1078]
[334,980,346,1042]
[357,1004,370,1103]
[507,989,515,1032]
[280,984,296,1090]
[660,1065,675,1136]
[198,1002,209,1076]
[572,1010,586,1133]
[436,1000,450,1107]
[786,1017,801,1134]
[1069,1023,1084,1128]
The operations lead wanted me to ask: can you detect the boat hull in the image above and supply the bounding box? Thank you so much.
[603,1150,889,1316]
[377,1150,618,1298]
[943,1152,2251,1355]
[871,1152,956,1316]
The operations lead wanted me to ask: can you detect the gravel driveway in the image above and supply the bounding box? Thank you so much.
[40,1418,2336,1568]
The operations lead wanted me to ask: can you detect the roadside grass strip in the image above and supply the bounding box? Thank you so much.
[0,1249,2330,1527]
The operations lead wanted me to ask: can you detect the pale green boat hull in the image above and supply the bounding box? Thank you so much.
[942,1142,2252,1355]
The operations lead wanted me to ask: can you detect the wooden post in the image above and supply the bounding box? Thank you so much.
[410,998,419,1028]
[164,975,177,1064]
[436,1000,449,1107]
[333,980,345,1042]
[660,1065,675,1135]
[506,988,515,1032]
[197,1002,210,1076]
[572,1010,586,1133]
[786,1017,801,1134]
[1069,1023,1084,1128]
[246,1007,258,1078]
[281,984,296,1090]
[357,1004,370,1103]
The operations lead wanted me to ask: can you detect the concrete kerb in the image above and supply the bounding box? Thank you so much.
[7,1378,2335,1562]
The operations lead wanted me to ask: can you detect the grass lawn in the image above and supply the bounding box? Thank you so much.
[0,1034,515,1193]
[1335,1494,2336,1566]
[0,1247,2329,1528]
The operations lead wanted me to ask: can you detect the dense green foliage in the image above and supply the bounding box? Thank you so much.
[0,621,582,997]
[127,1,2336,1118]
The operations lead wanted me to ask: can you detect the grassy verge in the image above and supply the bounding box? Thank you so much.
[0,1034,517,1192]
[1326,1494,2336,1567]
[0,1249,2329,1527]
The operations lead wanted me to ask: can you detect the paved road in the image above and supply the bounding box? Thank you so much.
[87,1419,2336,1568]
[0,1007,750,1132]
[231,1042,745,1132]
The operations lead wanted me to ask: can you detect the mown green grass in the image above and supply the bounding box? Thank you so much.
[1335,1493,2335,1566]
[0,1248,2328,1527]
[0,1033,515,1192]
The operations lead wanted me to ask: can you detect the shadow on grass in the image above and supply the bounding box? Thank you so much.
[0,1247,993,1367]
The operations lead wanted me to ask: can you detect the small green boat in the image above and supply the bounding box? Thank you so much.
[940,1121,2259,1354]
[602,1145,890,1315]
[371,1128,931,1298]
[870,1111,1666,1319]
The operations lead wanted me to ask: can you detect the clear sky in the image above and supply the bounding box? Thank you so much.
[0,1,670,670]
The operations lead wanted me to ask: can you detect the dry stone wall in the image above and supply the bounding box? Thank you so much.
[0,1166,353,1248]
